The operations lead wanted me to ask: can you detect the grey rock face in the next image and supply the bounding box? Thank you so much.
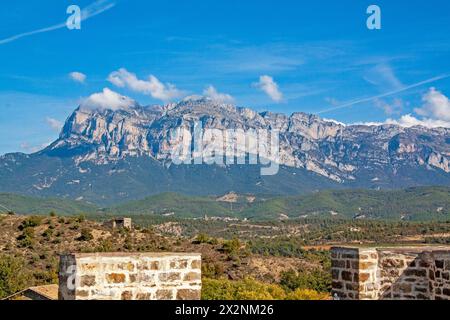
[0,97,449,204]
[46,97,450,182]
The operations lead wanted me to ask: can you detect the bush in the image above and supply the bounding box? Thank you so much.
[95,239,114,252]
[19,216,43,230]
[75,214,86,223]
[202,278,286,300]
[0,255,31,299]
[77,228,93,241]
[202,261,225,279]
[201,278,329,300]
[194,234,219,245]
[42,228,53,240]
[286,288,330,300]
[17,227,35,248]
[279,269,331,293]
[194,233,210,244]
[250,238,306,258]
[222,238,241,255]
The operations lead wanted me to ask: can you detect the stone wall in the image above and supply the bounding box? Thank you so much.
[59,252,201,300]
[331,246,450,300]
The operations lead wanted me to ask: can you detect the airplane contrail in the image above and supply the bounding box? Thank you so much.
[0,0,116,45]
[317,74,450,115]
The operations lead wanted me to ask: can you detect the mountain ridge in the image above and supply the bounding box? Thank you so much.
[0,97,449,204]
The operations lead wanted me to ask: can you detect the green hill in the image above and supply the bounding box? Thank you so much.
[0,193,99,215]
[1,186,449,221]
[280,187,450,221]
[110,187,450,221]
[111,192,230,218]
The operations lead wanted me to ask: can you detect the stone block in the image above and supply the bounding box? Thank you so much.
[80,275,96,287]
[176,289,201,300]
[159,272,181,282]
[106,273,126,284]
[156,289,174,300]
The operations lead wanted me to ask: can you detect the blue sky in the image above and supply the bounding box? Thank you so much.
[1,0,450,154]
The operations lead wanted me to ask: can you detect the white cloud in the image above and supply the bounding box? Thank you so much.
[254,75,283,102]
[414,87,450,122]
[46,117,63,131]
[108,68,183,102]
[323,118,346,126]
[81,88,135,110]
[317,74,449,115]
[384,114,448,128]
[0,0,116,45]
[354,114,450,129]
[385,114,450,128]
[203,86,234,104]
[374,98,403,115]
[349,89,450,128]
[69,72,87,83]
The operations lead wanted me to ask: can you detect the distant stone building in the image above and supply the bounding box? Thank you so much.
[331,246,450,300]
[104,217,132,230]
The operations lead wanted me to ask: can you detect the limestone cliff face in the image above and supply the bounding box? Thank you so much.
[1,96,449,205]
[44,97,450,182]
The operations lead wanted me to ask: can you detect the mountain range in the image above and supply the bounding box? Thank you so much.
[0,96,449,205]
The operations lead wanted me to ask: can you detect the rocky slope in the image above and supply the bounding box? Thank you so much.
[0,96,449,205]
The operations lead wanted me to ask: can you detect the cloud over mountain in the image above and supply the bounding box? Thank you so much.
[254,75,283,102]
[108,68,183,102]
[81,88,135,110]
[203,86,234,104]
[415,87,450,122]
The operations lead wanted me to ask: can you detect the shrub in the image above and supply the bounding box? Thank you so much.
[75,214,86,223]
[70,223,80,230]
[222,238,241,255]
[42,228,53,240]
[201,278,330,301]
[279,269,331,293]
[17,227,35,248]
[194,233,210,244]
[250,238,306,258]
[202,278,286,300]
[202,262,225,279]
[193,233,219,245]
[77,228,93,241]
[0,255,31,299]
[124,236,133,250]
[19,216,43,230]
[95,239,114,252]
[286,288,330,300]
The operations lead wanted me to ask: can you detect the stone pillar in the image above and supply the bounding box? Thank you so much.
[331,247,378,300]
[59,252,202,300]
[331,246,450,300]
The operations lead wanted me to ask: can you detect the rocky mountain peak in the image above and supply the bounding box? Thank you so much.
[0,97,449,204]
